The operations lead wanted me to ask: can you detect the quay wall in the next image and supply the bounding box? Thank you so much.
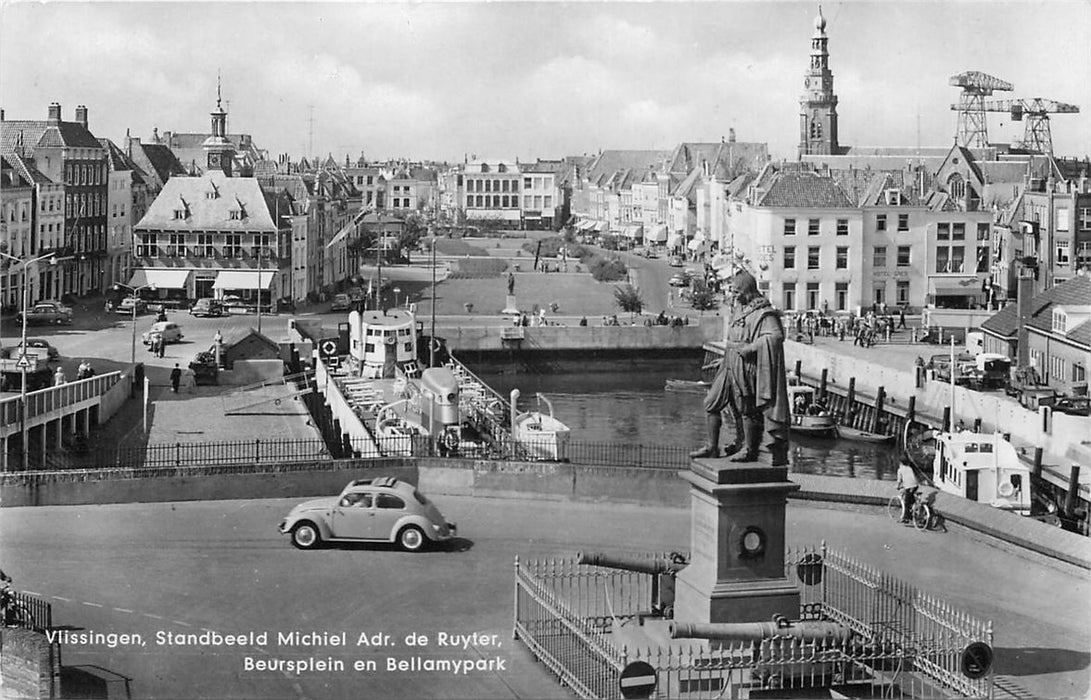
[435,318,721,354]
[784,340,1091,494]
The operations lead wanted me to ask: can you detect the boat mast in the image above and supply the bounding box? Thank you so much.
[430,227,437,367]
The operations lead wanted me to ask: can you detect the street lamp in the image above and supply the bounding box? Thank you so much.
[0,251,61,472]
[114,282,157,363]
[393,287,402,309]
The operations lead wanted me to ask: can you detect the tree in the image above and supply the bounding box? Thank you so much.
[689,288,719,315]
[613,283,645,322]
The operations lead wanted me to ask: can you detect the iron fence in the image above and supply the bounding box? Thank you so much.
[514,545,994,700]
[3,589,52,634]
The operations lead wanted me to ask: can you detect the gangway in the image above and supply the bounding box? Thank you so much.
[221,370,314,415]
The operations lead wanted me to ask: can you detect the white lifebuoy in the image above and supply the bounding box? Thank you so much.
[998,482,1015,498]
[442,431,459,450]
[385,335,396,345]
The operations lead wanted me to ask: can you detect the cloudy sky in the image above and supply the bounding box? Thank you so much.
[2,1,1089,164]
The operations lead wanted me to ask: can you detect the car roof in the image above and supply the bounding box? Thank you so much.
[344,476,406,492]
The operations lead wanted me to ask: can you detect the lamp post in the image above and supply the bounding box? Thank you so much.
[393,287,402,309]
[115,282,157,363]
[0,251,59,472]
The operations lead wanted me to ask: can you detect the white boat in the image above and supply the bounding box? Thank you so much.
[511,390,570,461]
[930,430,1033,515]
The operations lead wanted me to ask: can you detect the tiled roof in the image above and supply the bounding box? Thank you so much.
[139,144,186,185]
[99,139,148,185]
[1,155,33,188]
[709,141,768,181]
[981,276,1091,344]
[756,170,854,208]
[672,167,703,201]
[135,171,278,232]
[980,161,1028,184]
[585,150,668,184]
[1,119,103,154]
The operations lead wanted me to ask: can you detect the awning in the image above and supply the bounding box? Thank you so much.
[593,221,608,232]
[666,232,683,249]
[687,238,702,251]
[929,276,983,296]
[128,269,192,289]
[622,225,644,239]
[577,220,594,231]
[213,270,276,290]
[647,224,668,243]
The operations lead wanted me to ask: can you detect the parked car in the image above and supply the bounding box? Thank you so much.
[668,274,690,287]
[278,476,456,551]
[17,301,72,326]
[116,297,147,315]
[1052,396,1090,417]
[12,338,60,362]
[330,293,353,312]
[220,295,246,309]
[141,321,184,345]
[189,298,225,317]
[668,256,684,268]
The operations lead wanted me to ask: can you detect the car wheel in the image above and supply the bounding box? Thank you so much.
[397,525,427,552]
[291,521,322,550]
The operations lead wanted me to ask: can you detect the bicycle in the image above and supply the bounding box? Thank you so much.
[887,490,939,531]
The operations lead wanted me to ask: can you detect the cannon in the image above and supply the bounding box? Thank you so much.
[577,551,688,618]
[669,615,853,644]
[576,551,688,575]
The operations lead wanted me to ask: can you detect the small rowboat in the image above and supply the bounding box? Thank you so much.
[835,425,895,444]
[665,379,710,393]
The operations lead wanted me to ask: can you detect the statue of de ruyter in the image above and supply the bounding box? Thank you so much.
[690,266,790,466]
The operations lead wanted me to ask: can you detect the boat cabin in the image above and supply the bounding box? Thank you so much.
[419,367,461,435]
[787,385,837,436]
[932,431,1031,515]
[348,308,421,379]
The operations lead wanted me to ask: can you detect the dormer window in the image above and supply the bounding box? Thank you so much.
[173,209,186,220]
[229,209,243,221]
[885,189,901,206]
[1052,309,1067,334]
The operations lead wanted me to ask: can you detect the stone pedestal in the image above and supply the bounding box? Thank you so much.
[501,295,520,315]
[673,457,801,625]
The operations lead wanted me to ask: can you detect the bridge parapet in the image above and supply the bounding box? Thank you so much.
[0,372,121,438]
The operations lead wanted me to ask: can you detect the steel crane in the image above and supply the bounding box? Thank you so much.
[949,71,1014,148]
[978,98,1080,155]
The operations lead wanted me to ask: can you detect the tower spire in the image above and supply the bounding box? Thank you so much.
[217,70,223,111]
[798,5,839,158]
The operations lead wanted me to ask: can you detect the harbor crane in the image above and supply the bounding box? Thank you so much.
[978,98,1081,155]
[949,71,1014,148]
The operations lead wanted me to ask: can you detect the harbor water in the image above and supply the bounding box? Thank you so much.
[472,356,902,482]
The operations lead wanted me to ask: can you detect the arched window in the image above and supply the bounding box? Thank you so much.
[947,174,965,200]
[811,120,823,139]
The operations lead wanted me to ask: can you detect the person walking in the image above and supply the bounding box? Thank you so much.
[170,364,182,393]
[53,366,67,386]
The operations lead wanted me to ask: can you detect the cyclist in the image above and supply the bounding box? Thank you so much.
[896,457,920,524]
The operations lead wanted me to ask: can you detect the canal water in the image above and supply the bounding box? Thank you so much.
[472,356,901,482]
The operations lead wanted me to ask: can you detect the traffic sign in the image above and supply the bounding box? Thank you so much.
[619,660,657,699]
[319,339,339,357]
[960,641,993,679]
[15,354,34,370]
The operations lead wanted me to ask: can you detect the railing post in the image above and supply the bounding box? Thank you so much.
[871,387,886,434]
[845,378,856,428]
[819,368,828,402]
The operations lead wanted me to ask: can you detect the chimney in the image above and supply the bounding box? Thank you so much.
[0,108,5,121]
[75,105,88,129]
[48,102,62,123]
[1016,267,1036,368]
[728,128,736,143]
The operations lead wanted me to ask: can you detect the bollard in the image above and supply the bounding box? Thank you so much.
[1032,447,1044,479]
[1039,405,1053,435]
[942,406,951,432]
[871,387,886,434]
[973,417,982,433]
[819,369,829,401]
[1064,465,1081,517]
[846,378,857,427]
[915,365,923,388]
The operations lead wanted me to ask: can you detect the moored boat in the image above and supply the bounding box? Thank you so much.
[665,379,709,393]
[835,425,895,444]
[788,384,838,438]
[511,390,571,461]
[930,429,1033,515]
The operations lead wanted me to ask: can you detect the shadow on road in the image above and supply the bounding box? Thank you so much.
[993,646,1090,676]
[317,537,474,554]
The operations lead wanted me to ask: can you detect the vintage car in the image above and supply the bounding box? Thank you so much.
[141,321,184,345]
[17,301,73,326]
[278,476,456,551]
[1052,396,1090,417]
[116,297,148,315]
[12,338,60,362]
[189,298,225,318]
[330,293,354,312]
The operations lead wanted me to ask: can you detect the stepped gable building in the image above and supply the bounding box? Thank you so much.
[1,103,109,298]
[132,92,292,308]
[980,274,1090,394]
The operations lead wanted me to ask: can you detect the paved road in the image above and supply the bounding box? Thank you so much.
[2,495,1087,699]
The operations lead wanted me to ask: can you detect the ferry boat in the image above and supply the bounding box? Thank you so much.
[787,385,838,438]
[930,429,1032,515]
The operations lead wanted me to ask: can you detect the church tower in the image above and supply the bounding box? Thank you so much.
[202,75,235,176]
[798,7,840,158]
